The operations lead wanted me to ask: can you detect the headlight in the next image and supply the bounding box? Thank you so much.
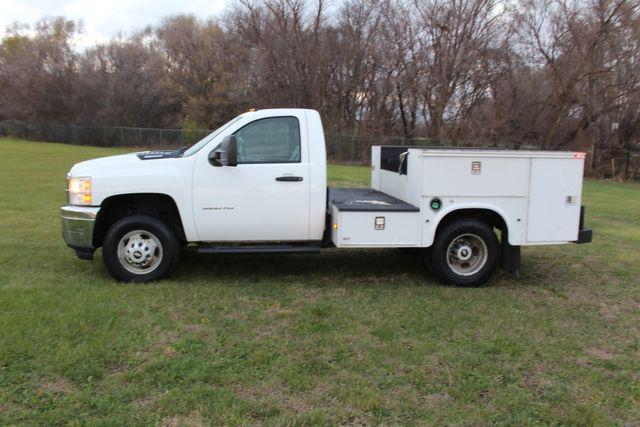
[67,177,92,205]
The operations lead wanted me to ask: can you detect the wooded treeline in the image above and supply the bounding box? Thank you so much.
[1,0,639,177]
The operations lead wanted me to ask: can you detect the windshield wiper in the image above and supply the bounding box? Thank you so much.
[176,146,189,157]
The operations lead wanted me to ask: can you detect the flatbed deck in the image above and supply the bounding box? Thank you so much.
[329,188,419,212]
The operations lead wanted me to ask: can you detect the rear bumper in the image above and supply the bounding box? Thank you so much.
[61,205,100,259]
[575,205,592,244]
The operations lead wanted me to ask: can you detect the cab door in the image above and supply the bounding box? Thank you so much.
[192,114,310,242]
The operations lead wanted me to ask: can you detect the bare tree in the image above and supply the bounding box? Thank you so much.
[412,0,503,141]
[0,18,79,123]
[157,15,242,128]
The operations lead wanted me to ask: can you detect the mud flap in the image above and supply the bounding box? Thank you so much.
[500,230,521,277]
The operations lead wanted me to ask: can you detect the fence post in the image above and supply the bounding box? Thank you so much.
[350,136,354,163]
[624,143,631,180]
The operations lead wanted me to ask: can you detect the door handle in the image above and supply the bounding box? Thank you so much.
[275,176,303,182]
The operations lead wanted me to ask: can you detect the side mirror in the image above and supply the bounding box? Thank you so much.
[208,135,238,167]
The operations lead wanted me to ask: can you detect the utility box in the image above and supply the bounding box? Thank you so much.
[366,147,586,247]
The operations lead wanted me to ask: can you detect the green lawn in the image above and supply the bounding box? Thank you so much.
[0,137,638,425]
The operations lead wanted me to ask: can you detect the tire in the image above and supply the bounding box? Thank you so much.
[102,214,180,282]
[428,219,499,286]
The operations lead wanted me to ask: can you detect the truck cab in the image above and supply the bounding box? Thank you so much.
[61,108,591,286]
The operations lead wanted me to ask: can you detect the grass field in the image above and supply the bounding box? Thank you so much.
[0,137,639,425]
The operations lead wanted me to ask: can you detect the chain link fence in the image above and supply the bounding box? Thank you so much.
[323,133,540,165]
[0,122,211,149]
[1,121,638,179]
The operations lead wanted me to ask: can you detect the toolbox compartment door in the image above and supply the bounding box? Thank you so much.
[526,158,583,242]
[331,207,421,247]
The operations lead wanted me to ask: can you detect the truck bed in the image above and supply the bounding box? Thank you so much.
[328,188,419,212]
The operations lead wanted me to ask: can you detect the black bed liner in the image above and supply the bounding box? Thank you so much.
[329,188,419,212]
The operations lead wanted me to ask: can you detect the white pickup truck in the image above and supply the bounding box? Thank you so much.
[61,108,592,286]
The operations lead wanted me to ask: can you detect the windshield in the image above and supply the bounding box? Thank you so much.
[181,116,244,157]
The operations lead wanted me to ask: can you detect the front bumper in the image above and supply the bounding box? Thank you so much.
[61,205,100,259]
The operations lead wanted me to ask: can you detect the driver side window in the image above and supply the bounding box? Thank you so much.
[233,116,301,164]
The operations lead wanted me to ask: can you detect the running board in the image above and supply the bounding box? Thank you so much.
[196,245,321,255]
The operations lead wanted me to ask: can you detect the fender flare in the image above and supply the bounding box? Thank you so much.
[425,203,518,246]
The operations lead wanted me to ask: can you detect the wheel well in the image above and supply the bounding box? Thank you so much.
[93,193,186,248]
[435,208,507,238]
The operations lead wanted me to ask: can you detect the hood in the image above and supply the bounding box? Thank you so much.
[69,153,141,176]
[69,149,184,177]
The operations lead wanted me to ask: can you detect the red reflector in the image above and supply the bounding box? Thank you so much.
[573,152,586,159]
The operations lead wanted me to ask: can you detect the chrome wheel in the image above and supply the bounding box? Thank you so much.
[116,230,163,275]
[446,233,488,276]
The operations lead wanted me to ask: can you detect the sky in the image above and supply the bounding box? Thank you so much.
[0,0,229,49]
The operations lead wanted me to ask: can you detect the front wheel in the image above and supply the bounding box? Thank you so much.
[102,214,180,282]
[429,219,499,286]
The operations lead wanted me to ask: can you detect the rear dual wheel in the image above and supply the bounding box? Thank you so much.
[427,219,499,287]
